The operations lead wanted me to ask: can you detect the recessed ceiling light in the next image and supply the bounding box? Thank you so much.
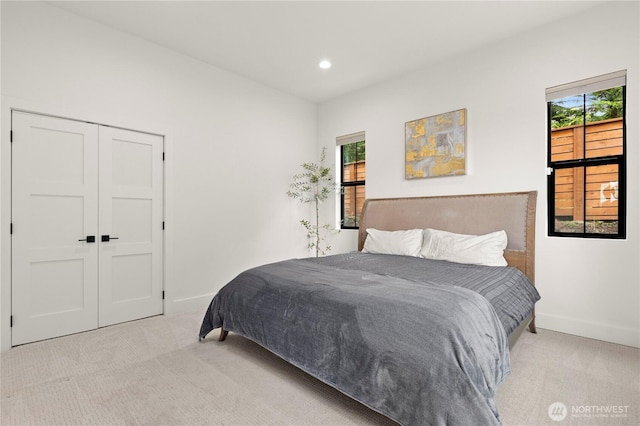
[319,60,332,69]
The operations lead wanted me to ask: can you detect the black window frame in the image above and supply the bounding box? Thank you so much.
[340,140,365,230]
[547,83,626,239]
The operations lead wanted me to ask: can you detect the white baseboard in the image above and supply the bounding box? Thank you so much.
[536,313,640,348]
[165,293,214,315]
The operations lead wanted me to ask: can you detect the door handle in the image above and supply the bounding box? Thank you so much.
[101,235,119,242]
[78,235,96,243]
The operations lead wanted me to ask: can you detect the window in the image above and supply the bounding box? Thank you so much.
[337,132,366,229]
[546,70,626,238]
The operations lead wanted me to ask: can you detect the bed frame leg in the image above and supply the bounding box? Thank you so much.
[528,316,537,334]
[219,328,229,341]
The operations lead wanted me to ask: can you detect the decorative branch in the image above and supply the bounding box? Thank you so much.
[287,147,338,257]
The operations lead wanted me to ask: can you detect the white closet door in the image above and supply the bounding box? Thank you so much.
[98,126,163,327]
[11,112,99,345]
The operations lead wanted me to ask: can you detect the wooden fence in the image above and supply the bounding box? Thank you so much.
[343,161,366,224]
[551,118,622,221]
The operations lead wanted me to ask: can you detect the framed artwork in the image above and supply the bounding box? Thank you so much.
[405,108,466,179]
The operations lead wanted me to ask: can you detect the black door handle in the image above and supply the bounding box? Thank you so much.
[101,235,120,242]
[78,235,96,243]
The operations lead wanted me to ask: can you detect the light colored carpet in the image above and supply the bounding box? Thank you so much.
[1,311,638,425]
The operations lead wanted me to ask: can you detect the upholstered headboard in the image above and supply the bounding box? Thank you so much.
[358,191,537,283]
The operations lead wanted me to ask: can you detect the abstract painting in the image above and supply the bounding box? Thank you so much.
[405,109,466,179]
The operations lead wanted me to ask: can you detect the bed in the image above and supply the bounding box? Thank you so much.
[199,191,540,425]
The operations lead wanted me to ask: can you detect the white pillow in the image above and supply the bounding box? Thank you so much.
[420,228,508,267]
[362,228,423,257]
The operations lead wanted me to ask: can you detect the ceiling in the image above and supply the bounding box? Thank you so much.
[49,1,606,103]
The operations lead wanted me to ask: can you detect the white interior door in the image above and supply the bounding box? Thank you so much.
[11,111,99,345]
[98,126,164,327]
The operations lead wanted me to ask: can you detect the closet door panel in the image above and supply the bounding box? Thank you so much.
[98,127,163,327]
[11,112,99,345]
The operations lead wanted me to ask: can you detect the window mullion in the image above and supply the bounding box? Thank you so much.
[582,165,587,233]
[582,94,587,233]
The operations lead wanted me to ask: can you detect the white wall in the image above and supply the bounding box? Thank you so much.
[0,1,317,349]
[319,2,640,347]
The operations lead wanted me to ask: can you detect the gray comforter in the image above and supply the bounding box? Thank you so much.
[199,252,540,425]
